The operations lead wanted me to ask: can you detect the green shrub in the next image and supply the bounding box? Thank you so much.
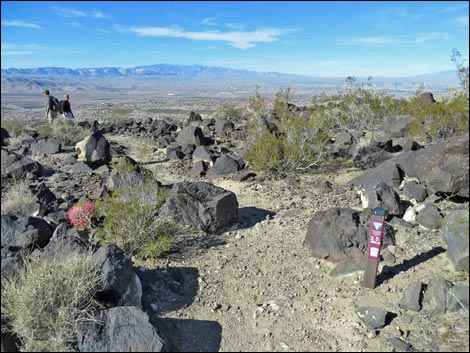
[1,119,30,137]
[1,254,101,352]
[213,102,247,121]
[95,167,177,259]
[1,180,36,216]
[244,88,334,176]
[36,118,89,145]
[401,90,469,144]
[311,84,400,131]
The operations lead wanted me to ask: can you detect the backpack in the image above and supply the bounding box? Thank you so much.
[51,96,61,112]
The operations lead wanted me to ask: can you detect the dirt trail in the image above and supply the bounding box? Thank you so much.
[109,134,469,352]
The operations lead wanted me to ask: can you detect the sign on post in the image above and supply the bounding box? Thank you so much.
[363,207,387,289]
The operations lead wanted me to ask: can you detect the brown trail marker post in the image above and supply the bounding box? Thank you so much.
[363,207,387,289]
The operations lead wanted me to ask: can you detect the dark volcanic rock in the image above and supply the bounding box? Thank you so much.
[1,127,10,146]
[419,92,436,104]
[176,125,206,146]
[189,111,202,123]
[1,215,53,249]
[40,223,89,262]
[190,160,208,177]
[161,182,238,233]
[447,285,469,312]
[382,115,417,138]
[29,137,61,157]
[415,203,443,230]
[402,181,428,202]
[207,154,240,176]
[348,160,402,188]
[399,281,424,311]
[92,244,142,308]
[393,134,469,198]
[353,147,393,170]
[355,306,391,330]
[215,119,234,138]
[303,207,394,263]
[192,145,214,162]
[166,145,185,160]
[441,210,469,272]
[1,148,42,180]
[359,182,405,216]
[77,306,164,352]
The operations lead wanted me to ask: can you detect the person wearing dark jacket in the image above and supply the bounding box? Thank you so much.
[43,89,57,123]
[61,94,74,119]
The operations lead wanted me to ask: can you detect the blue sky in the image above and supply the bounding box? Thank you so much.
[1,1,469,76]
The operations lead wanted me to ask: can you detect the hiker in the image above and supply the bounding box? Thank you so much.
[61,94,74,119]
[43,89,57,124]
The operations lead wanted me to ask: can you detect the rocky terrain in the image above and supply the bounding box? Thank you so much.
[1,98,468,352]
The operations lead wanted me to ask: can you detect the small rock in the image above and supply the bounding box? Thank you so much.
[399,281,424,311]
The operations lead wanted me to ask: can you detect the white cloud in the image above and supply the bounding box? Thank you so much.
[349,36,398,44]
[345,32,450,45]
[113,24,128,33]
[1,43,41,56]
[129,26,295,49]
[439,4,469,14]
[1,51,35,56]
[201,15,220,26]
[452,15,469,27]
[97,28,111,34]
[51,6,109,19]
[414,32,450,43]
[1,20,42,29]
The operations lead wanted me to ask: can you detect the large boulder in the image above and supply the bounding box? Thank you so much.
[189,111,202,123]
[1,148,42,180]
[207,154,240,176]
[77,306,164,352]
[382,115,417,138]
[215,119,234,138]
[75,132,112,167]
[92,244,142,308]
[161,182,238,233]
[441,210,469,272]
[303,207,394,263]
[1,127,10,146]
[393,134,469,197]
[358,182,405,217]
[348,160,402,188]
[1,215,53,249]
[40,223,90,262]
[29,138,61,157]
[176,125,206,146]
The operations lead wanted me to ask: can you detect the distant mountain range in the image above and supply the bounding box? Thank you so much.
[1,64,459,93]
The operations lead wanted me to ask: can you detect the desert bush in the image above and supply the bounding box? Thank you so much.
[401,89,469,144]
[245,88,334,176]
[1,254,101,352]
[1,180,36,216]
[95,164,177,259]
[311,80,400,131]
[213,102,248,122]
[1,119,30,137]
[36,118,89,145]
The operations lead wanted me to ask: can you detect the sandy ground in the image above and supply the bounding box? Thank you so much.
[104,134,469,352]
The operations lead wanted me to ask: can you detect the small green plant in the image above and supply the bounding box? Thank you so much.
[1,180,36,216]
[244,88,334,176]
[36,118,89,145]
[1,119,30,137]
[1,254,101,352]
[95,166,177,259]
